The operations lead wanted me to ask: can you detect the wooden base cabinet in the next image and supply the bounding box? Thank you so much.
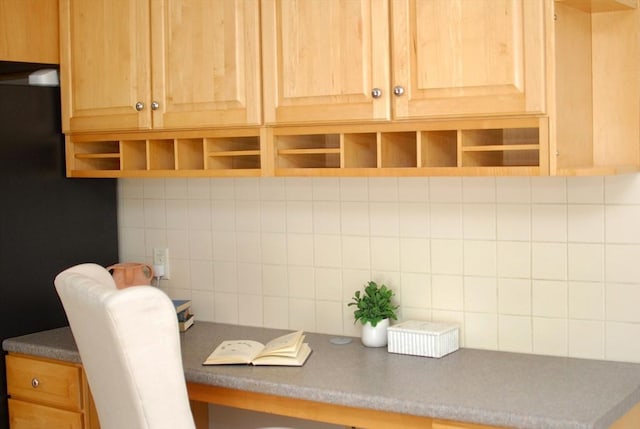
[6,354,99,429]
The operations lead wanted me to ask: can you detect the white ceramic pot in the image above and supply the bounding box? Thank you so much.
[361,318,389,347]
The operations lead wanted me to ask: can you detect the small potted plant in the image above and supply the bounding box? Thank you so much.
[349,281,399,347]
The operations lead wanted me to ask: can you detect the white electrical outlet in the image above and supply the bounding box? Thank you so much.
[152,248,170,279]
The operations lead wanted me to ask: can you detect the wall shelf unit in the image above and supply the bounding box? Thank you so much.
[66,118,548,178]
[269,117,548,177]
[66,129,263,178]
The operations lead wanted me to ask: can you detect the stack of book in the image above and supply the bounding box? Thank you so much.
[172,299,194,332]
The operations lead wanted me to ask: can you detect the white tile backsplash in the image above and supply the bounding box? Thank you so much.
[260,200,286,232]
[464,312,498,349]
[532,280,568,318]
[286,233,314,266]
[464,276,497,313]
[370,237,400,271]
[399,238,430,273]
[531,176,567,203]
[430,177,462,202]
[212,261,236,293]
[497,241,531,278]
[430,239,463,275]
[567,243,604,282]
[606,205,640,243]
[496,177,531,203]
[430,203,463,239]
[398,177,429,202]
[369,202,400,236]
[340,201,369,235]
[532,317,568,357]
[262,264,288,297]
[285,177,314,200]
[118,175,640,363]
[568,281,604,320]
[261,233,287,265]
[400,272,431,308]
[531,242,567,280]
[286,201,313,233]
[463,203,496,240]
[398,202,430,238]
[567,204,604,242]
[462,177,496,202]
[498,278,531,315]
[499,314,532,353]
[496,203,531,241]
[463,240,497,276]
[143,200,167,228]
[532,204,567,242]
[341,235,371,270]
[312,201,341,234]
[431,274,464,311]
[567,176,604,204]
[568,319,605,360]
[606,283,640,323]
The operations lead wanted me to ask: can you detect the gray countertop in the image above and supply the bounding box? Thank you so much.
[4,322,640,429]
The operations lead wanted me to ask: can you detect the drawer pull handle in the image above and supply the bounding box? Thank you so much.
[31,378,39,388]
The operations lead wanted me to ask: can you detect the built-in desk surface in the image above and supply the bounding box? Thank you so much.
[4,322,640,429]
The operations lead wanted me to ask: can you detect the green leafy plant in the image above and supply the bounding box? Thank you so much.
[348,281,399,327]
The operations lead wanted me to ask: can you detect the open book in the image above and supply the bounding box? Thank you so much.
[203,330,312,366]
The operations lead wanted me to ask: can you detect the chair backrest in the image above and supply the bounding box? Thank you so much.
[54,263,195,429]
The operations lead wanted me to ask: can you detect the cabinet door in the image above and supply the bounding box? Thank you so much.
[391,0,546,119]
[151,0,262,129]
[60,0,152,132]
[0,0,59,64]
[262,0,390,124]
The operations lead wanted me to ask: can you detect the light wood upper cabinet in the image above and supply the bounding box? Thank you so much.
[60,0,261,133]
[62,0,640,178]
[60,0,150,133]
[262,0,546,125]
[150,0,261,130]
[0,0,59,64]
[391,0,546,119]
[551,1,640,174]
[261,0,391,124]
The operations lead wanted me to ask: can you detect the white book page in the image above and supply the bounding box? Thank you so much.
[204,340,264,364]
[257,331,303,358]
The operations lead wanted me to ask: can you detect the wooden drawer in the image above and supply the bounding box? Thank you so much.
[6,355,83,411]
[8,398,83,429]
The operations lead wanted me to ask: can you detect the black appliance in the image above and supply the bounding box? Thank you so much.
[0,62,118,429]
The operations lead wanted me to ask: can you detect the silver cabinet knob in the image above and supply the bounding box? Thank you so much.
[393,86,405,96]
[371,88,382,99]
[135,102,144,111]
[151,101,160,110]
[31,378,39,388]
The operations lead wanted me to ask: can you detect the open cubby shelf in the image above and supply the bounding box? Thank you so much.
[66,118,548,177]
[67,131,263,177]
[271,117,547,176]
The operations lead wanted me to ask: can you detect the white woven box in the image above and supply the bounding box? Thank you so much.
[387,320,459,358]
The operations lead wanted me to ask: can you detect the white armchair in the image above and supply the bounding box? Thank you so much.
[54,263,195,429]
